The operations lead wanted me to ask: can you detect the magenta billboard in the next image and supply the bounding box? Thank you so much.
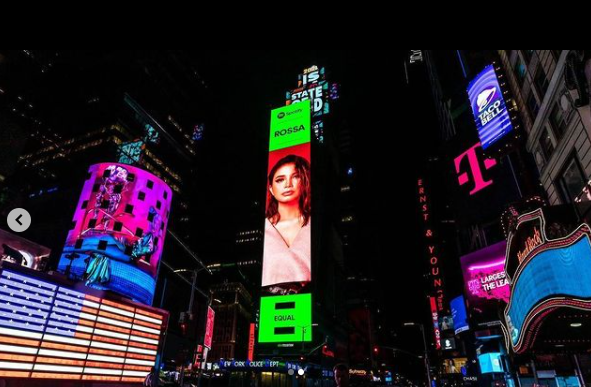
[57,163,172,305]
[460,241,509,324]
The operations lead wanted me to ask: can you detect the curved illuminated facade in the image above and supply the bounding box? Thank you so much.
[502,209,591,353]
[58,163,172,305]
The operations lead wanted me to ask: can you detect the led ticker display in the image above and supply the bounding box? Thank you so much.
[263,102,312,293]
[0,267,167,382]
[467,64,514,150]
[58,163,172,306]
[0,228,50,271]
[258,294,312,343]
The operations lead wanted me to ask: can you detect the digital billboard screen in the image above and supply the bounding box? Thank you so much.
[0,265,167,382]
[467,64,514,150]
[478,353,503,374]
[258,294,312,343]
[57,163,172,306]
[504,228,591,352]
[451,295,469,335]
[460,241,509,324]
[204,306,215,349]
[262,102,312,294]
[0,228,50,271]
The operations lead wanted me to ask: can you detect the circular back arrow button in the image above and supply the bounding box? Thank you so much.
[7,208,31,233]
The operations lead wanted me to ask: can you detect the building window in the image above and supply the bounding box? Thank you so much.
[558,155,587,203]
[514,57,527,85]
[549,103,567,139]
[534,66,549,96]
[538,128,555,161]
[114,222,123,232]
[81,200,88,209]
[88,219,97,229]
[523,50,535,63]
[125,204,134,214]
[138,191,146,201]
[527,92,540,118]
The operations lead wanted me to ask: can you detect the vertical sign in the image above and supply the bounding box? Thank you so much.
[467,64,514,149]
[248,323,256,361]
[204,306,215,349]
[430,297,442,350]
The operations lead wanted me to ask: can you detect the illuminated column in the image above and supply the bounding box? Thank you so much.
[58,163,172,306]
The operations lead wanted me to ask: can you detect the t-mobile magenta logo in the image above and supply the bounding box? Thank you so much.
[454,142,497,195]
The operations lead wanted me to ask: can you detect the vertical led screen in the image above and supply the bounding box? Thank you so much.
[467,64,514,150]
[204,306,215,349]
[58,163,172,306]
[262,101,311,295]
[0,228,50,271]
[0,266,167,382]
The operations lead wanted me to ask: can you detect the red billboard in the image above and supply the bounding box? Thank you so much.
[204,306,215,349]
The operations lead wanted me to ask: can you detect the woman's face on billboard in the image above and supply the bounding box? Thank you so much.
[270,163,301,204]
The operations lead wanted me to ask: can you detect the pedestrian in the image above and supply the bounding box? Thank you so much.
[143,366,159,387]
[333,363,350,387]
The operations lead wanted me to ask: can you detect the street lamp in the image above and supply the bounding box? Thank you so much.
[404,322,432,387]
[298,323,319,352]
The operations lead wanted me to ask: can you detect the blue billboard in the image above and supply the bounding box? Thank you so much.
[504,228,591,351]
[451,295,470,335]
[467,64,513,149]
[478,353,503,374]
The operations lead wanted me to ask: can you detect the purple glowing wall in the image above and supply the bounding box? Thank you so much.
[58,163,172,305]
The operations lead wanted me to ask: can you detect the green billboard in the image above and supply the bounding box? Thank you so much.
[269,100,311,152]
[258,293,312,343]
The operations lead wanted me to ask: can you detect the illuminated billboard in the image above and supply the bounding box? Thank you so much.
[450,295,469,335]
[478,353,503,374]
[467,64,513,149]
[0,228,50,271]
[502,209,591,353]
[258,294,312,343]
[0,266,167,382]
[57,163,172,306]
[262,102,311,294]
[460,241,509,324]
[204,306,215,349]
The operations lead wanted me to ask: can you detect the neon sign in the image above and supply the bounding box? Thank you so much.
[430,297,441,350]
[502,209,591,353]
[418,179,445,312]
[454,142,497,195]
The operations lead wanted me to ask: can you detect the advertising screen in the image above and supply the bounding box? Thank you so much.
[441,358,468,374]
[504,229,591,352]
[460,241,509,324]
[478,353,503,373]
[204,306,215,349]
[57,163,172,306]
[262,102,312,294]
[258,294,312,343]
[467,64,514,149]
[451,295,470,335]
[0,266,167,382]
[0,228,50,271]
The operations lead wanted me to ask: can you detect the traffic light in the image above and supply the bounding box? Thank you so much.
[373,346,379,354]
